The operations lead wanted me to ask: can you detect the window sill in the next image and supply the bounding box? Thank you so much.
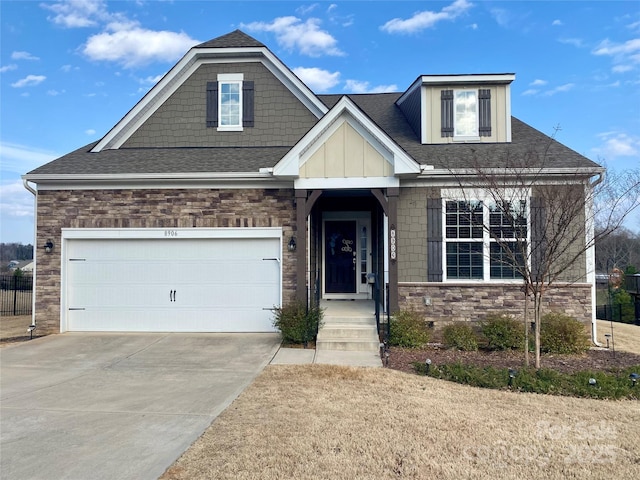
[217,126,243,132]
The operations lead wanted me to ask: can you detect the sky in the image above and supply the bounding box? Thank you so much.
[1,0,639,244]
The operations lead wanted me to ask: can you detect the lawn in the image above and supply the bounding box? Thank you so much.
[162,322,640,480]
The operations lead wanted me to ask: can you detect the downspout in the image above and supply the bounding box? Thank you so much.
[588,171,605,346]
[22,179,37,331]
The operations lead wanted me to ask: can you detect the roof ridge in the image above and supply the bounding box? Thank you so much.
[195,29,265,49]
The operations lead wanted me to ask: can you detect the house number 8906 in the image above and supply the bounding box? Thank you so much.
[164,230,178,237]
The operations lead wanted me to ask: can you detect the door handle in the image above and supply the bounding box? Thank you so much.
[169,290,176,302]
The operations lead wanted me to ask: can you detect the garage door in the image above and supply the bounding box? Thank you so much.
[65,236,281,332]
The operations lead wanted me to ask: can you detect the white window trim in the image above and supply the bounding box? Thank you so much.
[217,73,243,132]
[441,188,531,283]
[453,89,479,141]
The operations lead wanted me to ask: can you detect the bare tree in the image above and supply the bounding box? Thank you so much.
[450,140,640,368]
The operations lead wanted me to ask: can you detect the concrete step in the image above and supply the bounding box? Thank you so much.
[317,326,379,340]
[322,316,376,325]
[316,338,381,352]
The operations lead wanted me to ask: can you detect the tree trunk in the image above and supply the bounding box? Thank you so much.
[524,289,530,367]
[534,292,543,369]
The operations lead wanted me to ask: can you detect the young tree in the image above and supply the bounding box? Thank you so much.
[450,139,639,368]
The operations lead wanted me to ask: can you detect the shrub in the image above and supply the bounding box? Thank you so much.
[272,301,323,346]
[481,313,525,351]
[443,322,478,351]
[389,310,431,348]
[540,312,591,354]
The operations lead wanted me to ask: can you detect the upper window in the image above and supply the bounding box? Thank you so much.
[441,89,491,139]
[454,90,478,137]
[206,74,254,131]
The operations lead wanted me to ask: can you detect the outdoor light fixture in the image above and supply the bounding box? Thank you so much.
[384,350,390,367]
[589,378,597,386]
[425,358,432,375]
[630,373,639,387]
[508,368,517,387]
[288,236,296,252]
[44,240,54,253]
[604,333,611,349]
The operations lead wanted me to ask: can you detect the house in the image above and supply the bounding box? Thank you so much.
[9,260,34,274]
[23,30,602,339]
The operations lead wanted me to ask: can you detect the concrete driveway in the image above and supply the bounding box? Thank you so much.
[0,332,281,480]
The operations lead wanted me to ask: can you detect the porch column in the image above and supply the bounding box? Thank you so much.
[295,189,307,304]
[387,187,399,313]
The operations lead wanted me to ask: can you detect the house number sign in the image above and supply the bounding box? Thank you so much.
[390,227,396,261]
[164,230,178,237]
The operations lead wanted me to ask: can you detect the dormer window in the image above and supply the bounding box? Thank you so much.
[441,88,491,139]
[206,73,254,131]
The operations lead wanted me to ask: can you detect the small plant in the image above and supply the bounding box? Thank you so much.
[272,300,323,347]
[389,310,431,348]
[540,312,591,354]
[480,313,525,351]
[443,322,478,351]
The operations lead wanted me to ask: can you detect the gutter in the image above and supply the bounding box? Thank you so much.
[589,171,605,347]
[22,178,37,332]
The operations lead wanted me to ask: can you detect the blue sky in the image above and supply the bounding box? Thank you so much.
[1,0,639,244]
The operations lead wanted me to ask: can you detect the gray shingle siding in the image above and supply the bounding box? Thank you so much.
[397,87,422,139]
[123,62,317,149]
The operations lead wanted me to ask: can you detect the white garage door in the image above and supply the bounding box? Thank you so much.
[64,235,281,332]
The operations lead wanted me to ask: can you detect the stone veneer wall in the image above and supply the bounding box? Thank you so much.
[35,188,296,333]
[399,282,592,327]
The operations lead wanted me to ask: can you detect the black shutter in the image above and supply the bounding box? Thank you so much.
[530,196,546,283]
[479,89,491,136]
[441,90,453,137]
[206,81,218,127]
[242,81,254,127]
[427,198,443,281]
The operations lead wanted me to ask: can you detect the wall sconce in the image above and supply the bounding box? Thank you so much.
[44,239,54,253]
[288,236,296,252]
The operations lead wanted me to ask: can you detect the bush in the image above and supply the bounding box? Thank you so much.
[540,312,591,354]
[443,322,478,351]
[272,301,323,346]
[413,362,640,400]
[481,313,525,351]
[389,310,431,348]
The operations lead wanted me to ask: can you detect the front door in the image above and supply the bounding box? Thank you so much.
[324,220,357,294]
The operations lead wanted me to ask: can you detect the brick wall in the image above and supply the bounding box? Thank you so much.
[35,188,296,333]
[399,282,592,327]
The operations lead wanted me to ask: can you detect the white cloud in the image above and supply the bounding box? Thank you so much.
[381,0,473,34]
[542,83,575,96]
[593,132,640,159]
[11,51,40,61]
[593,37,640,73]
[83,23,199,68]
[0,64,18,73]
[0,180,35,218]
[47,89,65,96]
[139,74,164,85]
[41,0,109,28]
[85,129,97,135]
[552,19,563,26]
[521,89,538,96]
[344,80,398,94]
[292,67,340,92]
[0,142,59,175]
[242,16,344,57]
[11,75,46,88]
[558,38,584,48]
[530,79,547,86]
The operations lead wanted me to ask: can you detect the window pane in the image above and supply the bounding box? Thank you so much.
[446,242,483,279]
[455,90,478,137]
[219,81,241,127]
[490,241,524,279]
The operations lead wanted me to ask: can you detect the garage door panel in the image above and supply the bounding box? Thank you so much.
[65,235,281,332]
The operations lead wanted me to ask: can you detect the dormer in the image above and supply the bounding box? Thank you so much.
[396,73,515,145]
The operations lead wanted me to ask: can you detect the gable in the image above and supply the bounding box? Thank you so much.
[300,120,392,179]
[123,62,318,148]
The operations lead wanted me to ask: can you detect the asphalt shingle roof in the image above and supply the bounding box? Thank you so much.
[27,30,600,178]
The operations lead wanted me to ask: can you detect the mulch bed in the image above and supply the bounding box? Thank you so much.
[386,344,640,375]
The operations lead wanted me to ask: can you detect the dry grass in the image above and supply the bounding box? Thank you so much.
[162,365,640,480]
[596,320,640,354]
[0,315,38,346]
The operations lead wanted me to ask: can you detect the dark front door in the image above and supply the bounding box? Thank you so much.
[325,220,357,294]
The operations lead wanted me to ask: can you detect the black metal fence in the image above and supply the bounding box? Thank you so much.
[596,302,640,325]
[0,275,33,316]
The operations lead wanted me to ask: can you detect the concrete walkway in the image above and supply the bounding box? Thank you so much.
[271,346,383,367]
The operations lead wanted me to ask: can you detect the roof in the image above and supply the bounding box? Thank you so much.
[195,29,266,49]
[25,30,601,179]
